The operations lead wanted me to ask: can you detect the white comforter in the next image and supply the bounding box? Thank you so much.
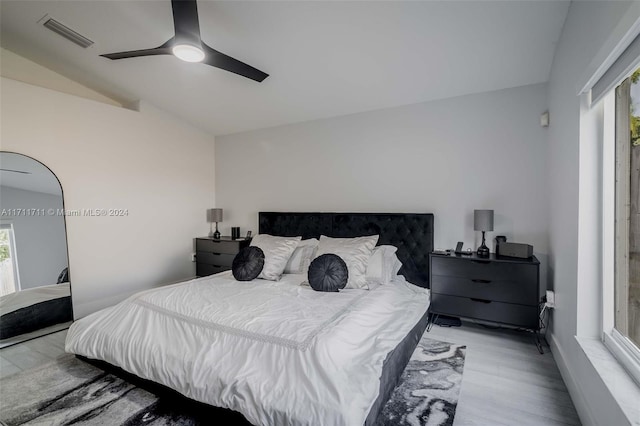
[65,272,429,426]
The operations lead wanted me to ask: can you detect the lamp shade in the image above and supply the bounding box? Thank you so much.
[207,208,223,223]
[474,209,494,232]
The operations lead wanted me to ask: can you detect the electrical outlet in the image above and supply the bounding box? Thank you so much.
[191,253,197,262]
[546,290,555,308]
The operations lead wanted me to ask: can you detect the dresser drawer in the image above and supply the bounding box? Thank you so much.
[431,256,537,284]
[431,274,538,306]
[430,293,538,329]
[196,251,235,267]
[196,239,241,255]
[196,263,229,277]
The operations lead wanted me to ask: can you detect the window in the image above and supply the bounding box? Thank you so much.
[606,68,640,385]
[614,71,640,348]
[0,223,20,296]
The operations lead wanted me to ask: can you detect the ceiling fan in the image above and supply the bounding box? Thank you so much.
[101,0,268,82]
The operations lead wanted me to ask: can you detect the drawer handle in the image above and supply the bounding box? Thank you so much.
[471,279,492,284]
[212,264,222,268]
[471,260,491,264]
[470,298,492,304]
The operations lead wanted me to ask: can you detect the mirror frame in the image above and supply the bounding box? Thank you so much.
[0,151,73,346]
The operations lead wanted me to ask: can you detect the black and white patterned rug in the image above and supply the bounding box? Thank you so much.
[376,338,466,426]
[0,337,465,426]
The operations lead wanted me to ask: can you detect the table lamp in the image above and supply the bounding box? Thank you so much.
[474,209,494,257]
[207,208,223,239]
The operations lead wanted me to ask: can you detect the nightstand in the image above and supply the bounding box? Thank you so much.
[429,252,542,349]
[195,237,250,277]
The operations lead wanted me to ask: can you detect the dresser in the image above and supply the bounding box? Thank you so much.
[195,237,250,277]
[429,253,541,330]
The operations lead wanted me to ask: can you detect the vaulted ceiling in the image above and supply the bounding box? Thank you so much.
[0,1,569,136]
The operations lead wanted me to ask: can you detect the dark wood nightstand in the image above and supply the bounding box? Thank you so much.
[195,237,250,277]
[428,252,542,348]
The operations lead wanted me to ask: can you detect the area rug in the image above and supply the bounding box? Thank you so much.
[375,338,466,426]
[0,336,465,426]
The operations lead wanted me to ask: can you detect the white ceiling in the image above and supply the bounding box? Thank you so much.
[0,1,569,136]
[0,153,62,195]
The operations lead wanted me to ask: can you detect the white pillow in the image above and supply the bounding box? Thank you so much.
[391,255,402,277]
[366,245,398,284]
[284,238,319,274]
[314,235,379,289]
[250,234,301,280]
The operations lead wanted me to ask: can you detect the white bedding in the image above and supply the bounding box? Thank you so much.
[0,283,70,315]
[65,272,429,426]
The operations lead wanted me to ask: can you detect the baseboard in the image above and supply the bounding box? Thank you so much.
[548,332,597,426]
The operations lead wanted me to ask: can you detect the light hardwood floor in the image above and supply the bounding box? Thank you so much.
[428,322,581,426]
[0,323,580,425]
[0,330,68,379]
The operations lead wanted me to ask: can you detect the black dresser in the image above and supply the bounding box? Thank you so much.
[195,237,250,277]
[429,253,541,330]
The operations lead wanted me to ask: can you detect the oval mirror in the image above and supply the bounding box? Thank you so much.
[0,152,72,347]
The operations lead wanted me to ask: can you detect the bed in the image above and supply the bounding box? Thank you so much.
[0,282,72,340]
[65,212,434,425]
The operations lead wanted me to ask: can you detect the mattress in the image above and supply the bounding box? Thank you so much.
[65,272,430,425]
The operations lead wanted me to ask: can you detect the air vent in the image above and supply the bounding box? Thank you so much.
[43,17,94,48]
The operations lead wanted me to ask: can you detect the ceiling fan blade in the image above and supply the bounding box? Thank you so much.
[202,43,268,82]
[0,169,31,174]
[101,39,174,60]
[171,0,201,44]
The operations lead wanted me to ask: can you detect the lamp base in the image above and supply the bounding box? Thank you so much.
[477,231,490,257]
[476,245,490,257]
[213,222,221,240]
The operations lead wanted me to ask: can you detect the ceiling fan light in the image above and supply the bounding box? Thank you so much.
[172,44,205,62]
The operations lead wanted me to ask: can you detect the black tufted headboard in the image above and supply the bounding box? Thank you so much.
[258,212,434,288]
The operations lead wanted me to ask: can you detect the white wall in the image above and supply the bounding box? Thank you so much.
[1,47,121,107]
[546,1,637,425]
[0,77,216,318]
[0,186,68,290]
[216,83,549,282]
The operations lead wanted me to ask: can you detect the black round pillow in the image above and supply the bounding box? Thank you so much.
[232,246,265,281]
[308,254,348,292]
